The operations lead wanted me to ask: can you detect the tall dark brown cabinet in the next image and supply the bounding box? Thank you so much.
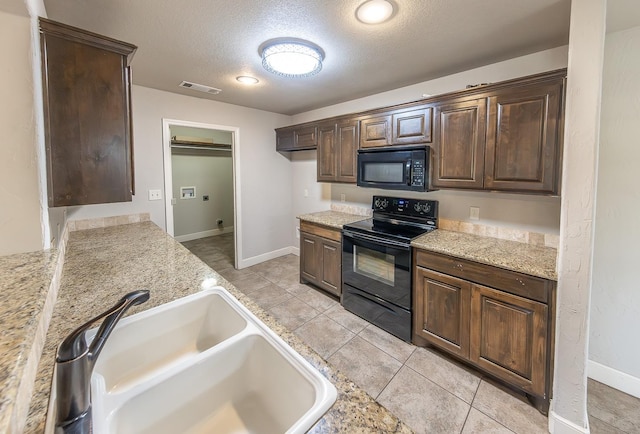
[40,18,137,207]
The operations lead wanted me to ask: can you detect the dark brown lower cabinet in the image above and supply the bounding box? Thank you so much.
[413,249,555,414]
[299,221,342,297]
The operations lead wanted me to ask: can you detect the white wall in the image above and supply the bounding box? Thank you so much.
[0,10,44,255]
[589,24,640,397]
[288,46,568,242]
[171,150,234,238]
[67,85,292,261]
[551,0,605,432]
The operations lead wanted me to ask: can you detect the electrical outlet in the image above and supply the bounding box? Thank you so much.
[217,219,223,225]
[340,193,346,202]
[470,206,480,220]
[203,195,209,201]
[148,189,162,201]
[304,189,309,197]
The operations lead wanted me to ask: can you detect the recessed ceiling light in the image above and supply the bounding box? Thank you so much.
[236,76,259,85]
[356,0,394,24]
[259,38,325,78]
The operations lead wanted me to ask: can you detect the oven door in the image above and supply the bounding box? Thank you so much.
[341,230,411,309]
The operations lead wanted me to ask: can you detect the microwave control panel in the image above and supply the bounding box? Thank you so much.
[411,159,425,187]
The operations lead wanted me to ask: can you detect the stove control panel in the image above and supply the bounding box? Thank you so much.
[372,196,438,218]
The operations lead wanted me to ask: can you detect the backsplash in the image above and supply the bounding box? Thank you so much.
[68,213,151,231]
[330,203,372,216]
[438,219,559,249]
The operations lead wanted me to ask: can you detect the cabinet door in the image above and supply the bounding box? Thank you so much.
[295,125,318,149]
[300,232,321,285]
[471,284,548,396]
[360,114,392,148]
[336,120,359,183]
[276,128,296,151]
[320,238,341,296]
[40,19,136,207]
[432,98,487,189]
[414,267,471,358]
[484,79,564,194]
[392,107,433,145]
[317,124,338,182]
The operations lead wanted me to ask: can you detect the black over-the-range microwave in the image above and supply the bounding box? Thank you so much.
[356,146,431,192]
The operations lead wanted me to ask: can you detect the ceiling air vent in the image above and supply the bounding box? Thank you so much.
[179,81,222,95]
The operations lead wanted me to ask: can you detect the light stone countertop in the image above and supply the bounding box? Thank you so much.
[0,249,58,432]
[297,210,369,229]
[22,222,411,433]
[412,229,558,280]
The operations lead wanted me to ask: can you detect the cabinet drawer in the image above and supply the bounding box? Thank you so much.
[300,221,341,242]
[415,249,550,303]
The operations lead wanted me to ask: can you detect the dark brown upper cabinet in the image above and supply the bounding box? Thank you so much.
[359,114,393,148]
[276,125,318,151]
[360,106,433,149]
[484,79,564,193]
[431,70,566,194]
[392,107,433,145]
[274,69,566,195]
[40,18,137,207]
[432,98,487,190]
[317,119,359,183]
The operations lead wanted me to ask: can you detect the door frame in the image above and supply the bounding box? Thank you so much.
[162,118,242,269]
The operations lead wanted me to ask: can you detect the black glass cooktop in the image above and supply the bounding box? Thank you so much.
[343,217,435,242]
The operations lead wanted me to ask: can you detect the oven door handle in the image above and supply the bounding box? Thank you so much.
[343,230,410,250]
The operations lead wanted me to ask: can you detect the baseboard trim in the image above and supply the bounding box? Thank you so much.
[588,359,640,399]
[291,246,300,256]
[548,409,589,434]
[174,226,234,243]
[237,246,297,269]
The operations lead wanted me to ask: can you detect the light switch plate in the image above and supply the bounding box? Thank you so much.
[470,206,480,220]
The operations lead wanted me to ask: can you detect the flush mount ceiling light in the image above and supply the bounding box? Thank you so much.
[236,75,259,85]
[356,0,394,24]
[259,38,325,78]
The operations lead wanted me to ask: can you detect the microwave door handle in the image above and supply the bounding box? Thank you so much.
[405,160,412,185]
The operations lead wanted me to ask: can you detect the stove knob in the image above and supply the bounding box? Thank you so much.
[374,198,381,208]
[422,203,431,213]
[381,199,388,209]
[414,203,421,212]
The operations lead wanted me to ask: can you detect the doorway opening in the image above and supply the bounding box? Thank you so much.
[162,119,242,269]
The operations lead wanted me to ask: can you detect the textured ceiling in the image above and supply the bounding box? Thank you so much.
[42,0,573,115]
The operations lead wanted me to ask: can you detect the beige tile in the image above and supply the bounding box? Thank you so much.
[588,379,640,433]
[282,282,314,297]
[268,269,301,287]
[528,232,546,246]
[544,233,559,249]
[296,288,338,312]
[218,267,254,283]
[246,283,293,310]
[267,297,320,330]
[294,315,355,359]
[230,273,272,294]
[406,347,480,403]
[328,336,402,399]
[589,415,626,434]
[472,380,547,434]
[358,324,415,363]
[378,366,470,434]
[462,408,515,434]
[324,304,370,334]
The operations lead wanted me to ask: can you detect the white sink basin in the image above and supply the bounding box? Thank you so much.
[46,287,337,434]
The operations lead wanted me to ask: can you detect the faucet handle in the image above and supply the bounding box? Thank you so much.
[56,289,150,362]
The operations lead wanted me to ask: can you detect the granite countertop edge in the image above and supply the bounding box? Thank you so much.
[412,229,558,281]
[299,210,557,281]
[21,221,411,433]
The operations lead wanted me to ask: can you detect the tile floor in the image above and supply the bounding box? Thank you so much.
[182,234,640,434]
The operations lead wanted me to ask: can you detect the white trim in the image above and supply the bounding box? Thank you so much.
[162,119,242,269]
[588,360,640,399]
[290,246,300,256]
[174,226,234,243]
[549,409,589,434]
[237,246,297,269]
